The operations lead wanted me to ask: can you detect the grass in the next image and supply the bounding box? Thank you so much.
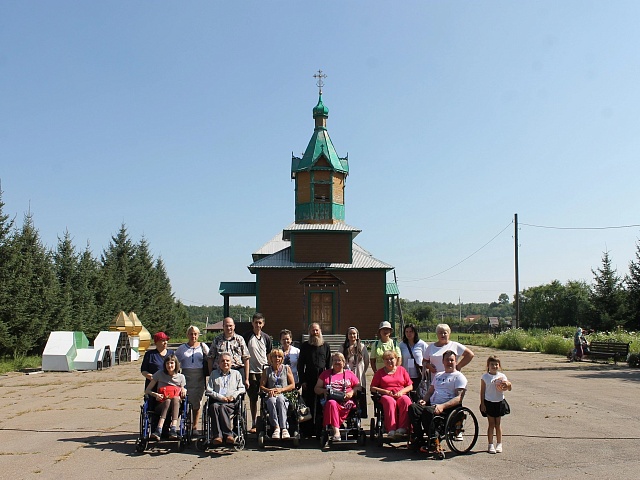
[420,329,640,357]
[0,356,41,375]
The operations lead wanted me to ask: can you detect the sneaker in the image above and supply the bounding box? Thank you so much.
[212,437,223,445]
[150,428,161,441]
[331,433,341,442]
[495,443,502,453]
[225,435,236,445]
[272,428,281,439]
[488,444,496,454]
[387,430,396,438]
[169,426,178,439]
[281,429,290,439]
[454,432,464,441]
[396,428,407,436]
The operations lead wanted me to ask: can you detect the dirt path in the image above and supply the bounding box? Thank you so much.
[1,347,639,479]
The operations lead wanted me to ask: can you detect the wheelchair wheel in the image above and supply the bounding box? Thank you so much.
[357,431,366,446]
[195,438,208,452]
[135,438,148,453]
[369,419,375,441]
[257,431,266,449]
[319,430,328,449]
[445,407,478,454]
[292,433,300,448]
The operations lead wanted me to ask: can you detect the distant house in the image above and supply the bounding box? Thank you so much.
[488,317,499,328]
[464,315,483,323]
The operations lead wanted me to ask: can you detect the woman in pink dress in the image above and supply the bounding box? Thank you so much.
[314,352,360,442]
[370,350,413,438]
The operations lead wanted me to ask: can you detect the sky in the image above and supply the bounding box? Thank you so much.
[2,1,640,307]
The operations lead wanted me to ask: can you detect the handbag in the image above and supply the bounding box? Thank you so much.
[327,371,347,403]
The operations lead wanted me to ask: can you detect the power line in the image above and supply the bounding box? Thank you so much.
[520,222,640,230]
[399,221,513,283]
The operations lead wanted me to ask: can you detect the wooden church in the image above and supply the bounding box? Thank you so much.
[219,77,398,340]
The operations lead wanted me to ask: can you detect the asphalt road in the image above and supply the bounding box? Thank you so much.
[2,346,639,480]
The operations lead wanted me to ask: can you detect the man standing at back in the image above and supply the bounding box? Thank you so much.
[207,317,250,389]
[299,322,331,437]
[243,313,272,434]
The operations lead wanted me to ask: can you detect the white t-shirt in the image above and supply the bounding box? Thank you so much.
[399,340,429,378]
[482,372,508,402]
[424,341,467,373]
[430,370,467,405]
[176,342,209,370]
[284,345,300,383]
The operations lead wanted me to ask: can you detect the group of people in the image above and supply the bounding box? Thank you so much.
[141,315,512,454]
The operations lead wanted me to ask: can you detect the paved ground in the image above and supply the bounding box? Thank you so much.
[2,347,640,480]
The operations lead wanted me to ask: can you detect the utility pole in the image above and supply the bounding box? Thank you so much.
[514,213,520,329]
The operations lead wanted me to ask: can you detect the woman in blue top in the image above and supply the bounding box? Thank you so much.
[141,332,174,388]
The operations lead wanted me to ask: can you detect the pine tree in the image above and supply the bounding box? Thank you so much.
[591,251,624,330]
[625,240,640,330]
[76,242,101,337]
[3,212,57,357]
[0,189,16,355]
[52,230,78,332]
[98,224,136,322]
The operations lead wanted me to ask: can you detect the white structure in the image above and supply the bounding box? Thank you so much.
[94,331,124,366]
[74,346,105,370]
[42,331,89,372]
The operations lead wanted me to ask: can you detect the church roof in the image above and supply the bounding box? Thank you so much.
[252,223,362,261]
[248,242,393,272]
[291,94,349,176]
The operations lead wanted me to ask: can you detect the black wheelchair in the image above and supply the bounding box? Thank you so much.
[196,393,247,452]
[256,390,301,448]
[317,392,367,449]
[369,392,413,446]
[136,394,192,453]
[411,404,478,459]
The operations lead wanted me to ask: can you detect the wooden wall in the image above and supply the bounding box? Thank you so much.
[292,232,351,263]
[255,268,387,341]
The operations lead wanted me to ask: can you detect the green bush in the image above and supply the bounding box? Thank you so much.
[541,334,572,355]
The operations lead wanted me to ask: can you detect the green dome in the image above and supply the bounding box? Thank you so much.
[313,94,329,117]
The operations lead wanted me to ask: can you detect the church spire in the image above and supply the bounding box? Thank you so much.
[290,71,349,224]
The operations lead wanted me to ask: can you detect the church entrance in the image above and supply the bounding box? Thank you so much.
[310,292,333,334]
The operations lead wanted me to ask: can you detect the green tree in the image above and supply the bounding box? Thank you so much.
[0,189,16,353]
[625,240,640,330]
[97,224,136,323]
[75,242,100,336]
[590,250,624,330]
[2,212,57,357]
[498,293,509,305]
[52,230,78,331]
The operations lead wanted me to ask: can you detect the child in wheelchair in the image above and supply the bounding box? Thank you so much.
[144,354,187,440]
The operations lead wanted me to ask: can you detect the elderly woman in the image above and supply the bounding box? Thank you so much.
[260,348,296,439]
[424,323,474,374]
[370,350,413,438]
[176,325,209,436]
[141,332,174,388]
[342,326,370,417]
[314,352,360,442]
[399,323,429,391]
[205,352,246,446]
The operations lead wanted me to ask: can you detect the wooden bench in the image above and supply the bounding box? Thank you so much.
[587,341,630,365]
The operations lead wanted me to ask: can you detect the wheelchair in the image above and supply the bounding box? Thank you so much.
[318,391,367,449]
[196,393,247,452]
[412,404,478,459]
[256,390,301,448]
[369,392,412,446]
[136,394,192,453]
